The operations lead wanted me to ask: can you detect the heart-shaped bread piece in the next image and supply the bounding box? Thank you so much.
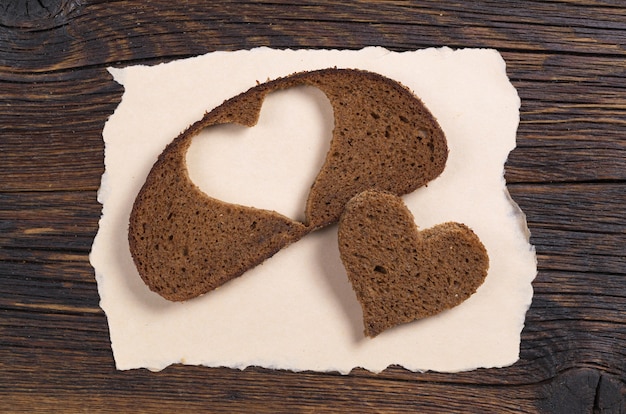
[129,69,447,301]
[338,190,489,337]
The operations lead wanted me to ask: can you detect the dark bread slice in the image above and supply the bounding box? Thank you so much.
[338,190,489,337]
[129,69,448,301]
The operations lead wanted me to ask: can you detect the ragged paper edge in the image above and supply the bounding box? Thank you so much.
[91,46,537,374]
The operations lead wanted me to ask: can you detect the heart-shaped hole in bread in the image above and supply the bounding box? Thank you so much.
[338,190,489,337]
[187,86,333,223]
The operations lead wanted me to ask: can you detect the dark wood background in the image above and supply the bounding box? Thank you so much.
[1,1,625,412]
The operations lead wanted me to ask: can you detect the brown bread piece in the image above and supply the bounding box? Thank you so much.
[129,69,448,301]
[338,190,489,337]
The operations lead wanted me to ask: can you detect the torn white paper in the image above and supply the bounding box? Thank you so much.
[90,47,537,373]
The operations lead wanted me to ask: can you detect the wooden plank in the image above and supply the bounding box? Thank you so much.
[508,183,626,274]
[2,1,626,74]
[0,69,120,191]
[0,349,549,413]
[0,191,100,250]
[2,50,625,191]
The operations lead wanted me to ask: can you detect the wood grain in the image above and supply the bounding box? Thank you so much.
[1,0,626,412]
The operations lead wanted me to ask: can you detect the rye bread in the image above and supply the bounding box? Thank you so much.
[129,69,448,301]
[338,190,489,337]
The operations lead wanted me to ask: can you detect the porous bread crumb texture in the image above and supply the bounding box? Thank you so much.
[128,68,448,302]
[338,190,489,337]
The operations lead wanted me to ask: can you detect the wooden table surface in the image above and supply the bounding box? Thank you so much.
[1,1,625,412]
